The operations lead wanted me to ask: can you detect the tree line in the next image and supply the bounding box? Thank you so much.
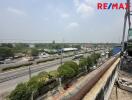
[0,43,81,60]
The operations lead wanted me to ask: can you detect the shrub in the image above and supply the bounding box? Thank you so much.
[27,72,49,91]
[36,58,55,64]
[9,71,58,100]
[9,83,31,100]
[58,61,78,79]
[49,70,59,78]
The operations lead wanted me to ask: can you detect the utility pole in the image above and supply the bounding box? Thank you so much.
[58,49,63,87]
[28,66,31,79]
[59,40,64,87]
[60,49,63,66]
[60,38,64,66]
[86,47,88,57]
[31,91,35,100]
[59,77,62,87]
[29,65,33,100]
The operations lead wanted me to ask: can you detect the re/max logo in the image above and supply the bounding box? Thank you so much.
[97,3,129,10]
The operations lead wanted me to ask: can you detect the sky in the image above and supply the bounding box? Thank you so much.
[0,0,128,43]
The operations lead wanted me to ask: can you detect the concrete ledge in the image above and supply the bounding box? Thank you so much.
[83,58,120,100]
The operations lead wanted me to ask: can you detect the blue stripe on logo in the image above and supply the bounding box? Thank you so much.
[108,3,112,9]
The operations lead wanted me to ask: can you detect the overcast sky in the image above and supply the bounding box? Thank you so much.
[0,0,127,43]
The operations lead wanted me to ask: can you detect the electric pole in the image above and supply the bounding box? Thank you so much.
[28,66,31,79]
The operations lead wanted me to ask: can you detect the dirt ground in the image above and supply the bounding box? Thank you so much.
[109,69,132,100]
[109,85,132,100]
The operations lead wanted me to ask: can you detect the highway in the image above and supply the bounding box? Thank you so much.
[0,50,105,99]
[0,51,96,83]
[0,57,74,83]
[0,56,74,99]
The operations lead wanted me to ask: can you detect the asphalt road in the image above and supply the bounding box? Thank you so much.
[0,50,105,99]
[0,57,74,99]
[0,57,73,83]
[0,51,96,83]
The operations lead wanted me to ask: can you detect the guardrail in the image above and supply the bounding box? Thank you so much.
[60,54,120,100]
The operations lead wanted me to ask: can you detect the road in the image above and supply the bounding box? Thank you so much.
[0,57,74,99]
[0,51,96,83]
[0,57,74,82]
[0,50,105,99]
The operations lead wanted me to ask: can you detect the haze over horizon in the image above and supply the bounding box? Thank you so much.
[0,0,127,43]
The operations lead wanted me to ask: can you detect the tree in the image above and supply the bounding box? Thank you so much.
[64,61,79,73]
[9,71,58,100]
[0,47,14,59]
[72,45,81,50]
[57,61,78,78]
[79,57,94,72]
[27,76,41,91]
[49,70,59,78]
[9,83,31,100]
[79,58,87,71]
[91,53,100,65]
[27,72,49,91]
[95,53,101,59]
[87,56,92,67]
[108,50,112,57]
[13,43,29,54]
[27,48,39,57]
[1,43,13,48]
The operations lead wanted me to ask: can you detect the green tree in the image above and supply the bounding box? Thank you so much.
[27,76,41,91]
[72,45,81,50]
[64,61,79,73]
[9,83,31,100]
[79,58,87,71]
[27,72,49,91]
[58,61,78,78]
[108,50,112,57]
[79,57,93,72]
[9,71,57,100]
[0,47,14,59]
[27,48,39,56]
[87,56,92,67]
[91,53,100,65]
[49,70,59,78]
[1,43,13,48]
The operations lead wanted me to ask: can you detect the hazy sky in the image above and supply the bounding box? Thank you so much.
[0,0,128,43]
